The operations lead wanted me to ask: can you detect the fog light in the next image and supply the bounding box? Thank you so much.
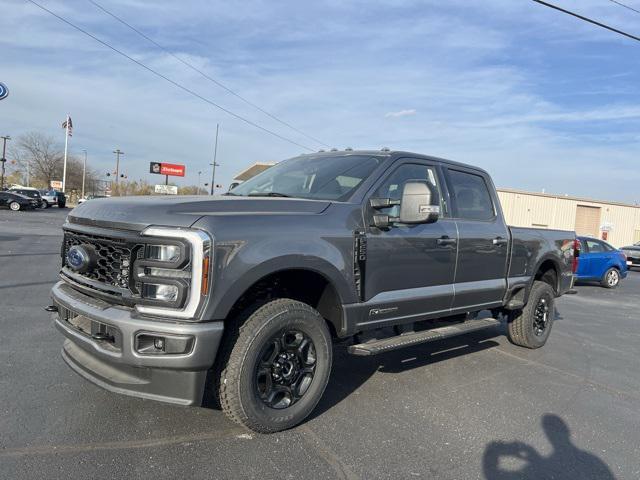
[142,283,179,302]
[154,338,165,351]
[135,333,194,355]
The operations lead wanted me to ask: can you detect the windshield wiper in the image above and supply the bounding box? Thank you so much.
[247,192,292,198]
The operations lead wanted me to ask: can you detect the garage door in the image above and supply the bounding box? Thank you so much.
[575,205,601,237]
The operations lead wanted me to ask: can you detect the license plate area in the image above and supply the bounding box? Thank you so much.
[58,304,122,352]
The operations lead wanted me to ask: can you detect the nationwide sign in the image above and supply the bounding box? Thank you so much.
[149,162,185,177]
[0,82,8,101]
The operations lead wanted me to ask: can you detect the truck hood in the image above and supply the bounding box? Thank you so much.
[68,195,332,231]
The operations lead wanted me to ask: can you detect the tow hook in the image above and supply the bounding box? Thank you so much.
[44,305,58,312]
[91,332,114,342]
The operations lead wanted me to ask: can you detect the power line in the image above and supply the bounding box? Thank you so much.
[26,0,316,152]
[608,0,640,15]
[531,0,640,42]
[87,0,331,149]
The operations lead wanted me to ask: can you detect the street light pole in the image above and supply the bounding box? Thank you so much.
[0,135,10,190]
[81,149,87,198]
[210,124,219,195]
[113,149,124,184]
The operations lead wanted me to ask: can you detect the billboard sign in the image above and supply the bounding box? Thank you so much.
[149,162,185,177]
[50,180,63,189]
[155,184,178,195]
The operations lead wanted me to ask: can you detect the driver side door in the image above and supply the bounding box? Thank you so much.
[360,160,458,329]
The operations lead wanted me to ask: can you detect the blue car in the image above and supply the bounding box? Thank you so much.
[575,236,628,288]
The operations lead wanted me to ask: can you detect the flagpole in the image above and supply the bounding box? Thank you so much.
[62,114,69,193]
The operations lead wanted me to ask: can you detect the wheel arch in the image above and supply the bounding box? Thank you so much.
[209,257,355,337]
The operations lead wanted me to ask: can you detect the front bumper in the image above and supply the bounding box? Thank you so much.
[51,281,224,405]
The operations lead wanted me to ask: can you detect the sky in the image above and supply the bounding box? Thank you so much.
[1,0,640,202]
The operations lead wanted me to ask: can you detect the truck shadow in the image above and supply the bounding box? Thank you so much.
[309,325,503,421]
[482,414,616,479]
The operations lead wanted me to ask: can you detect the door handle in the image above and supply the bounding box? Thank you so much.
[437,236,457,246]
[492,237,508,246]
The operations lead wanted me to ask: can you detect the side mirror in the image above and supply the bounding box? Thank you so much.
[398,180,440,224]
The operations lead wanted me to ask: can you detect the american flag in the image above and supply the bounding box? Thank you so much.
[62,116,73,137]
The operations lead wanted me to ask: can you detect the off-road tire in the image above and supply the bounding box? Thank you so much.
[216,298,332,433]
[9,201,21,211]
[507,281,555,349]
[600,268,620,289]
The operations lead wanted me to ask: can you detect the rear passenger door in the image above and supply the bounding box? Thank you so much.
[446,168,509,310]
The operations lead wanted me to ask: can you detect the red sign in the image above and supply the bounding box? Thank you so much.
[160,163,185,177]
[150,162,186,177]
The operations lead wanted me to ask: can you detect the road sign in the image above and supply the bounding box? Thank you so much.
[50,180,63,189]
[149,162,185,177]
[155,184,178,195]
[0,82,8,101]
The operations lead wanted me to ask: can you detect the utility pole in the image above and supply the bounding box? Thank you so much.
[1,135,10,190]
[210,124,219,195]
[198,171,202,194]
[113,149,124,184]
[81,149,87,198]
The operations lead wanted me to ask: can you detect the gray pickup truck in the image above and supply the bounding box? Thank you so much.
[50,150,577,432]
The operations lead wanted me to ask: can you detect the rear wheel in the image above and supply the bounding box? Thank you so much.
[9,201,21,211]
[216,298,332,433]
[601,268,620,289]
[507,281,555,349]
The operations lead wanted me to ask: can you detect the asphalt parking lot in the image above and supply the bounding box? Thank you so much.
[1,207,639,479]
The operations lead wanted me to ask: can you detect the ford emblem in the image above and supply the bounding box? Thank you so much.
[0,82,8,101]
[67,245,93,273]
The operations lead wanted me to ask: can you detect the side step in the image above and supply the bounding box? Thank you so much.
[347,318,501,356]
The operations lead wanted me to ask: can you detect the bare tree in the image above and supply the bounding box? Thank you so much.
[11,132,63,188]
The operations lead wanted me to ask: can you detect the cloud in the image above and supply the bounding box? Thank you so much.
[385,109,417,118]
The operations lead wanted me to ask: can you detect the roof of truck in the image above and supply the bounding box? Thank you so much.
[299,149,490,176]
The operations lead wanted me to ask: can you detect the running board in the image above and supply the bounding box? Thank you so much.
[347,318,501,356]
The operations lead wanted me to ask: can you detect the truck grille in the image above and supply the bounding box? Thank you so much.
[62,230,137,290]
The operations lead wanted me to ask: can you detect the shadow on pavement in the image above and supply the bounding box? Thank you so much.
[310,326,502,420]
[482,414,616,480]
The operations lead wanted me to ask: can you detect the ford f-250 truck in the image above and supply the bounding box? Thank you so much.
[50,150,577,433]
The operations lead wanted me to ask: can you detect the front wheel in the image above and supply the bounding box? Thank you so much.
[216,298,332,433]
[507,281,555,349]
[601,268,620,289]
[39,200,48,209]
[9,201,21,211]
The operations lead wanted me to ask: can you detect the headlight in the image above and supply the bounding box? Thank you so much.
[135,227,212,320]
[143,283,179,302]
[147,244,181,262]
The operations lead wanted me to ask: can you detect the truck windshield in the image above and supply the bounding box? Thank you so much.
[230,154,384,201]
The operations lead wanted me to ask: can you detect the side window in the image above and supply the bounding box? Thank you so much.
[448,169,495,221]
[373,163,441,217]
[585,240,605,253]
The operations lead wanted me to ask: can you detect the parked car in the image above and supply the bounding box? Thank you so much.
[8,186,47,209]
[77,194,107,204]
[50,149,577,433]
[621,242,640,270]
[575,236,628,288]
[41,190,67,208]
[0,191,38,211]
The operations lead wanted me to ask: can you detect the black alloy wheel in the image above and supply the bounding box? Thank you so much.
[255,329,317,409]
